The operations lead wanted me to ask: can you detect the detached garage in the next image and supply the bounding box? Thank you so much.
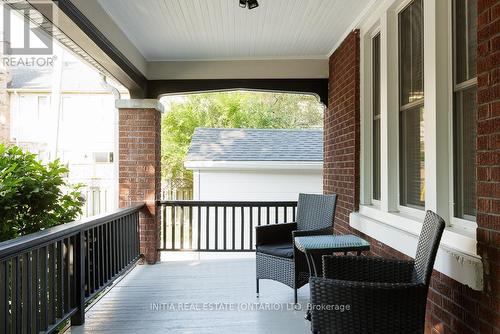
[184,128,323,201]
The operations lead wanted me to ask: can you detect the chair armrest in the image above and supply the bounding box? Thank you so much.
[322,255,415,283]
[255,222,297,246]
[292,226,334,239]
[309,277,427,333]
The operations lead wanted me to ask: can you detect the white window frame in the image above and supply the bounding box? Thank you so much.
[449,0,478,227]
[355,0,482,291]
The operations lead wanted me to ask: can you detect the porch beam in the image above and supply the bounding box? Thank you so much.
[147,78,329,106]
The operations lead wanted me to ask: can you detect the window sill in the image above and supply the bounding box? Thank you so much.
[350,205,483,291]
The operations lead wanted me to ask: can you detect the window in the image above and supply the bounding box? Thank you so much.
[399,0,425,209]
[453,0,477,220]
[372,33,381,201]
[93,152,114,163]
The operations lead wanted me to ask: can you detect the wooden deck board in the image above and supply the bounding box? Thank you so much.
[67,257,311,333]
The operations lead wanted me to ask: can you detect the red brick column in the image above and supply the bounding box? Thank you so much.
[117,99,163,264]
[476,0,500,326]
[323,30,360,234]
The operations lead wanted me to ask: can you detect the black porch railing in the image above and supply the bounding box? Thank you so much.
[158,200,298,251]
[0,204,143,334]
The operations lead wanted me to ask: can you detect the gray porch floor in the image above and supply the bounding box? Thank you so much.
[67,256,311,334]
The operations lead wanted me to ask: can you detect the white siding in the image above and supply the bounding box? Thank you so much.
[194,169,323,201]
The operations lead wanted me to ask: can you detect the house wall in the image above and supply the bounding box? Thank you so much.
[324,0,499,330]
[194,169,323,201]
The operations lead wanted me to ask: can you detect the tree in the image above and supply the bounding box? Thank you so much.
[0,144,84,241]
[161,91,324,183]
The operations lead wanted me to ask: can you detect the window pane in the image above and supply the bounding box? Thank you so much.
[373,34,381,117]
[373,119,381,200]
[411,0,424,101]
[454,87,477,218]
[399,6,413,105]
[399,0,425,208]
[400,106,425,208]
[467,0,477,78]
[399,0,424,106]
[372,33,381,201]
[455,0,467,83]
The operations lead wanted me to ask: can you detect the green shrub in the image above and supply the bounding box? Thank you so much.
[0,144,84,242]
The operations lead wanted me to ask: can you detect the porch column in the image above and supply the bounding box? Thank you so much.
[116,99,163,264]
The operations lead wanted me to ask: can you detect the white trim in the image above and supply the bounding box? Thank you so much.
[350,208,483,291]
[327,0,379,57]
[115,99,164,113]
[184,160,323,171]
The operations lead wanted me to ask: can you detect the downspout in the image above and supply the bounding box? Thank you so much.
[99,74,121,210]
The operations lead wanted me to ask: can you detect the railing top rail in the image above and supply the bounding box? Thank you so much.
[157,200,298,207]
[0,203,145,260]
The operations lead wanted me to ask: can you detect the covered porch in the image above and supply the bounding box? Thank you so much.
[0,0,498,333]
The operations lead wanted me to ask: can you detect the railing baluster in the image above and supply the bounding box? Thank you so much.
[64,239,70,315]
[0,260,6,333]
[12,256,19,333]
[40,248,47,331]
[267,207,270,225]
[96,226,102,290]
[197,206,201,250]
[205,207,210,250]
[284,206,288,222]
[214,206,218,250]
[249,207,253,250]
[171,206,176,250]
[293,205,296,221]
[275,206,279,224]
[162,204,166,250]
[22,253,29,333]
[241,207,245,250]
[85,230,90,297]
[33,249,40,334]
[189,206,193,250]
[180,207,185,250]
[232,207,236,250]
[223,207,227,250]
[258,207,261,226]
[57,241,63,319]
[48,243,56,325]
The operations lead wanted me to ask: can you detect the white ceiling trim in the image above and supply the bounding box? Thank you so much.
[326,0,379,57]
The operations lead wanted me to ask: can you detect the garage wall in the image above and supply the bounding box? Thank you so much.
[193,169,323,201]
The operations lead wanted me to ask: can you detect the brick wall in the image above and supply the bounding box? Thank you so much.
[323,30,360,234]
[118,107,161,264]
[324,7,499,330]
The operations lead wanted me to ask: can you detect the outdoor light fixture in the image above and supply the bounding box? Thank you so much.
[247,0,259,9]
[239,0,259,10]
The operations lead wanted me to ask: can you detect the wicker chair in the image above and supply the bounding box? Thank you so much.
[255,193,338,303]
[309,210,445,334]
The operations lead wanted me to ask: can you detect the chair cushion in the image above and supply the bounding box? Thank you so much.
[257,242,294,258]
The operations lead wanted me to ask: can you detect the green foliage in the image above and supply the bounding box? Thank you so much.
[0,144,84,241]
[161,91,324,182]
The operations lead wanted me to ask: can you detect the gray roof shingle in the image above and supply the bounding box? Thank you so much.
[185,128,323,162]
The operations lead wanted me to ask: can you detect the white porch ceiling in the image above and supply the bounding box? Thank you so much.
[96,0,372,61]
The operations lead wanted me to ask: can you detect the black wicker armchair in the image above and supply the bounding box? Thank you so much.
[255,193,338,303]
[309,210,445,334]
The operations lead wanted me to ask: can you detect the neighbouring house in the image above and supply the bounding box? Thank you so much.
[184,128,323,201]
[2,46,128,216]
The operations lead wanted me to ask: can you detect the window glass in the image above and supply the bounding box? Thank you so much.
[372,33,381,201]
[453,0,477,219]
[399,0,425,208]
